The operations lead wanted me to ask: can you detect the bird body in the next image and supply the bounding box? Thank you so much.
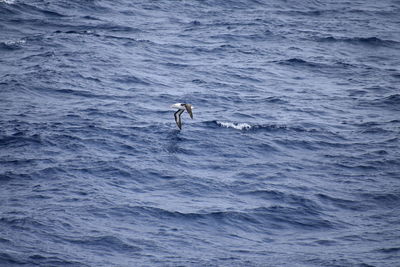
[171,103,193,129]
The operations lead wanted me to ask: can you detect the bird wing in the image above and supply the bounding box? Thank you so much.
[184,104,193,119]
[174,109,184,129]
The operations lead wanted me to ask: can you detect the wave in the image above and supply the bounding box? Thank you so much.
[242,190,321,210]
[0,246,88,266]
[358,193,400,209]
[211,121,323,134]
[126,205,333,230]
[0,0,17,5]
[217,121,252,130]
[360,94,400,111]
[30,87,132,100]
[0,2,66,17]
[318,36,400,47]
[44,23,141,36]
[316,193,369,211]
[0,133,44,147]
[111,74,150,85]
[0,0,14,4]
[0,0,110,16]
[276,9,338,17]
[276,58,320,68]
[275,58,357,70]
[380,94,400,106]
[376,247,400,254]
[64,235,142,252]
[0,39,25,50]
[0,252,25,266]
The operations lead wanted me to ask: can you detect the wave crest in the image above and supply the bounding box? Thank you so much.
[0,39,25,50]
[217,121,252,130]
[0,0,15,4]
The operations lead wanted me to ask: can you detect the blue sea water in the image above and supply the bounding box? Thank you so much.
[1,0,400,266]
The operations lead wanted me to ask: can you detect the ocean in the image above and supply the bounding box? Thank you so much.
[1,0,399,266]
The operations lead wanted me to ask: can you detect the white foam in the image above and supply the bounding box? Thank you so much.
[6,40,25,45]
[217,121,252,130]
[0,0,15,4]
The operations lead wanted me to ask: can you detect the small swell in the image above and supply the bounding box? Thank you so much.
[242,190,321,211]
[361,94,400,111]
[28,255,85,266]
[318,36,400,47]
[316,193,369,211]
[264,96,288,104]
[94,23,142,33]
[0,252,24,265]
[380,94,400,106]
[0,216,46,230]
[0,134,44,147]
[0,171,31,181]
[0,237,11,243]
[376,247,400,254]
[276,58,320,68]
[112,74,150,85]
[133,205,333,230]
[358,193,400,209]
[65,235,142,252]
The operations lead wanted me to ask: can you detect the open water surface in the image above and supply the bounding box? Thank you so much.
[1,0,400,266]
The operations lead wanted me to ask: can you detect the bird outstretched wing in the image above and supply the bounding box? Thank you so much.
[174,109,184,129]
[184,104,193,119]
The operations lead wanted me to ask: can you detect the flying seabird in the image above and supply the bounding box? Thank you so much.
[171,103,193,130]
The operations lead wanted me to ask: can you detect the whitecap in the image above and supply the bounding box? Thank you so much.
[0,0,16,4]
[3,40,26,46]
[217,121,252,130]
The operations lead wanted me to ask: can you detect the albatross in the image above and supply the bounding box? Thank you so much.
[171,103,193,130]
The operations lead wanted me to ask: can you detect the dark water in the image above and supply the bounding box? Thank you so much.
[1,0,400,266]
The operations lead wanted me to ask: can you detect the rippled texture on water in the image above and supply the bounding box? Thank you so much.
[1,0,400,266]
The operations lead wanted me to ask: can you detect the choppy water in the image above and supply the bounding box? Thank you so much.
[1,0,400,266]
